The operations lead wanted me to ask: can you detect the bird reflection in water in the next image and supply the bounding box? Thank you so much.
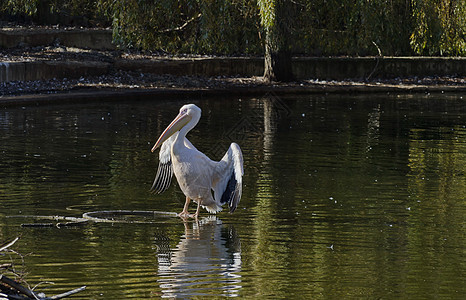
[154,216,241,298]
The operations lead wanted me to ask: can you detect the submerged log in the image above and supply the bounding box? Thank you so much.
[10,211,178,226]
[20,223,55,228]
[0,275,86,299]
[0,275,39,299]
[21,220,88,228]
[8,215,90,228]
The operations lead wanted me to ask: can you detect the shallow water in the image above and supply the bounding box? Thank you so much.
[0,93,465,299]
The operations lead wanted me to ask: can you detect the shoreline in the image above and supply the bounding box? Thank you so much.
[1,76,465,107]
[0,45,465,106]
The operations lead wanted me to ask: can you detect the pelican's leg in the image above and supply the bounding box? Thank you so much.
[192,200,201,219]
[179,196,191,218]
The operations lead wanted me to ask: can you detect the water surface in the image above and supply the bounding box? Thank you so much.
[0,94,464,299]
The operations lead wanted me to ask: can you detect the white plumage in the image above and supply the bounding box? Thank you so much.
[151,104,244,218]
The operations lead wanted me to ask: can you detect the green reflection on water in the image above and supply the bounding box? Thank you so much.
[0,94,464,299]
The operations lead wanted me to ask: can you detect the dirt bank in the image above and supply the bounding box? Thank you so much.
[0,45,465,104]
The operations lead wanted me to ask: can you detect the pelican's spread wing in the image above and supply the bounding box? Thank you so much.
[151,133,177,193]
[213,143,244,213]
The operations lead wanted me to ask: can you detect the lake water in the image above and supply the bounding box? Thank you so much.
[0,93,464,299]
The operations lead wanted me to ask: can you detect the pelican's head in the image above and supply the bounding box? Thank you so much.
[151,104,201,152]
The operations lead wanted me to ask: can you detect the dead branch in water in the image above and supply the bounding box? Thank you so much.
[43,286,86,300]
[0,238,20,253]
[0,238,86,299]
[0,274,39,299]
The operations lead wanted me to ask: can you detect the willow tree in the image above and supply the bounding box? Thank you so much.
[411,0,466,55]
[258,0,295,82]
[2,0,465,57]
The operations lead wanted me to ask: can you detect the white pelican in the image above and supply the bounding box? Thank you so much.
[151,104,244,218]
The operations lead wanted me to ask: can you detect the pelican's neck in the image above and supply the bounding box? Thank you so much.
[174,112,200,146]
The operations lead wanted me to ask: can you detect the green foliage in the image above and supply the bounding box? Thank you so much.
[1,0,464,56]
[257,0,275,29]
[411,0,466,55]
[1,0,39,15]
[0,0,110,26]
[295,0,414,56]
[106,0,261,54]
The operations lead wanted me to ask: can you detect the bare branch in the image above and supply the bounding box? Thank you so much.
[158,13,202,33]
[44,286,86,300]
[0,237,19,253]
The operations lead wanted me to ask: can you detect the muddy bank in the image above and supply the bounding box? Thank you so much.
[1,47,465,83]
[1,69,465,107]
[0,44,465,104]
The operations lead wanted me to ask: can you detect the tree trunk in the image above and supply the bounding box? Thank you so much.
[259,0,294,82]
[264,33,293,82]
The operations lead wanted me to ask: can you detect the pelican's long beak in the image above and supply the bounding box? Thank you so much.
[151,111,190,152]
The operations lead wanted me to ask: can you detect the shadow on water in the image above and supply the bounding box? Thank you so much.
[154,216,241,298]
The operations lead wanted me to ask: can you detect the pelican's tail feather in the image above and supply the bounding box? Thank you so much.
[203,202,223,214]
